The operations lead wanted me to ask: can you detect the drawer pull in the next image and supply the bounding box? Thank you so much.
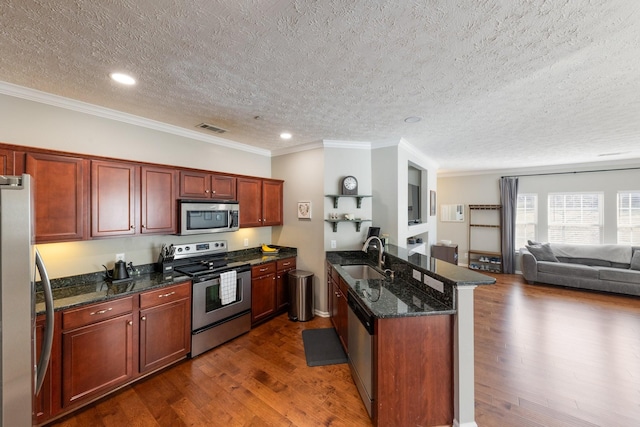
[90,307,113,316]
[158,291,176,298]
[259,267,268,272]
[282,262,291,266]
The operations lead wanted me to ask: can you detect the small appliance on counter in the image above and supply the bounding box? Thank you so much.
[102,260,133,283]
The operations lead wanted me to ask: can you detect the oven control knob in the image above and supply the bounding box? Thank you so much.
[184,246,190,252]
[214,243,219,247]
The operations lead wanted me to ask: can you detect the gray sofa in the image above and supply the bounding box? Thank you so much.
[520,243,640,296]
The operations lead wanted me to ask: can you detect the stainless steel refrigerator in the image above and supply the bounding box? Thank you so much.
[0,174,54,427]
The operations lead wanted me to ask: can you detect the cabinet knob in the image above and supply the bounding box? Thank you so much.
[128,320,133,325]
[205,190,210,193]
[141,316,146,321]
[141,224,145,228]
[130,225,134,229]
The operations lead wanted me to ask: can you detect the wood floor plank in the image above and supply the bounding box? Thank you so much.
[46,274,640,427]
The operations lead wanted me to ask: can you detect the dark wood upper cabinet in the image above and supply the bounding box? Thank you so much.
[237,177,283,228]
[91,160,137,237]
[237,177,262,227]
[26,153,87,242]
[179,170,236,200]
[0,148,14,175]
[141,166,176,234]
[262,179,283,226]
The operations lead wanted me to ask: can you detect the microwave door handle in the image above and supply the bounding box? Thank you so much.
[35,248,54,395]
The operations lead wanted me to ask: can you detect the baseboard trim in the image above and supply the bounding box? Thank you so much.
[453,420,478,427]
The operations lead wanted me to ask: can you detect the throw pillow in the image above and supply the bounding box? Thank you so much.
[631,251,640,270]
[527,240,541,246]
[526,243,559,262]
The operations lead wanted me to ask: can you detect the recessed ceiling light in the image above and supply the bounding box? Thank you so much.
[110,72,136,85]
[404,116,422,123]
[280,132,292,140]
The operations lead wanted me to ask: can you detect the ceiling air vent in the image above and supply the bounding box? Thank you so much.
[196,123,228,134]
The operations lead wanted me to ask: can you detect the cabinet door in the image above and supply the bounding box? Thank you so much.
[179,170,210,199]
[211,174,236,200]
[262,179,283,226]
[35,313,60,424]
[237,177,262,227]
[251,263,277,325]
[336,279,349,350]
[141,165,176,234]
[91,160,137,237]
[0,148,14,175]
[26,153,87,242]
[62,313,134,407]
[139,298,190,373]
[276,258,296,312]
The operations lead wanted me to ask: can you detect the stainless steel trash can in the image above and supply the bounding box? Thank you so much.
[288,269,314,321]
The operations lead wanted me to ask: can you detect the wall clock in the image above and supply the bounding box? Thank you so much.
[341,176,358,195]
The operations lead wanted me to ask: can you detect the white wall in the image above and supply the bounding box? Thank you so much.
[0,92,274,277]
[271,147,327,313]
[373,140,439,250]
[323,144,373,250]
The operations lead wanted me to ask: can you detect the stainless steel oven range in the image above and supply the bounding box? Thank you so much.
[171,240,251,357]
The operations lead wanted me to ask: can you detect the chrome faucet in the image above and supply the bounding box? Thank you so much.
[362,236,385,269]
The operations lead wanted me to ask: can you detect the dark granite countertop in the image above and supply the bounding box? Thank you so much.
[326,244,495,319]
[327,251,455,319]
[36,246,297,315]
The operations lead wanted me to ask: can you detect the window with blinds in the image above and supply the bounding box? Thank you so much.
[516,193,537,249]
[548,192,603,244]
[617,191,640,244]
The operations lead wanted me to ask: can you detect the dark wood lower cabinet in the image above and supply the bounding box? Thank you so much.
[62,312,134,406]
[138,282,191,373]
[275,257,296,313]
[327,263,348,350]
[44,282,191,424]
[251,263,277,326]
[374,314,453,427]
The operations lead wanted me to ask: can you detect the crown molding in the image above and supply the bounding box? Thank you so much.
[271,140,325,157]
[322,139,372,149]
[0,81,271,157]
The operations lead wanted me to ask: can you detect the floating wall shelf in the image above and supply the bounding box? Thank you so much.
[325,219,372,232]
[325,194,372,209]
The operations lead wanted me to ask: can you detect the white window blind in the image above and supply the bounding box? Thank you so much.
[617,191,640,244]
[548,193,603,244]
[516,193,537,249]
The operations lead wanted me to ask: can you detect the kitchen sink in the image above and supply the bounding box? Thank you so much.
[340,264,386,280]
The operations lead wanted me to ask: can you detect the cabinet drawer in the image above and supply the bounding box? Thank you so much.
[277,258,296,271]
[62,296,134,330]
[140,282,191,310]
[252,262,276,277]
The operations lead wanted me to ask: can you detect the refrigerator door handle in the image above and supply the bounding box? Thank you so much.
[35,249,54,395]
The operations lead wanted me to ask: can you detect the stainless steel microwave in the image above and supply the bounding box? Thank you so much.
[178,200,240,235]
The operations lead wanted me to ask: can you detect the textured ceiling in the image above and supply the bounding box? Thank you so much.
[1,0,640,173]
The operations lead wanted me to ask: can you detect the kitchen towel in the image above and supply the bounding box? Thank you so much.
[220,270,237,305]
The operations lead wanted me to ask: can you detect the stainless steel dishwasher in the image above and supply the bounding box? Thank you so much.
[347,292,375,417]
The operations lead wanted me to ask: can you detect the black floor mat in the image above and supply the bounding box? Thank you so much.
[301,328,348,367]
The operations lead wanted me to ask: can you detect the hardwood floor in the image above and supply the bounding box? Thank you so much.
[46,275,640,427]
[475,274,640,427]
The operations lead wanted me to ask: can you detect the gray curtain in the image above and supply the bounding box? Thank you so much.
[499,177,519,274]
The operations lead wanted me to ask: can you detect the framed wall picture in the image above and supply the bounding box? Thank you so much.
[297,201,311,219]
[430,190,436,216]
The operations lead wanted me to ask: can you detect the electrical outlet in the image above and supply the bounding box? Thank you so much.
[243,238,249,247]
[116,253,125,262]
[412,269,421,281]
[331,240,337,249]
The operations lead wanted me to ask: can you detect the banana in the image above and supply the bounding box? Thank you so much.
[261,244,277,252]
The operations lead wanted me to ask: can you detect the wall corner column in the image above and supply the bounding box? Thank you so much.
[453,284,478,427]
